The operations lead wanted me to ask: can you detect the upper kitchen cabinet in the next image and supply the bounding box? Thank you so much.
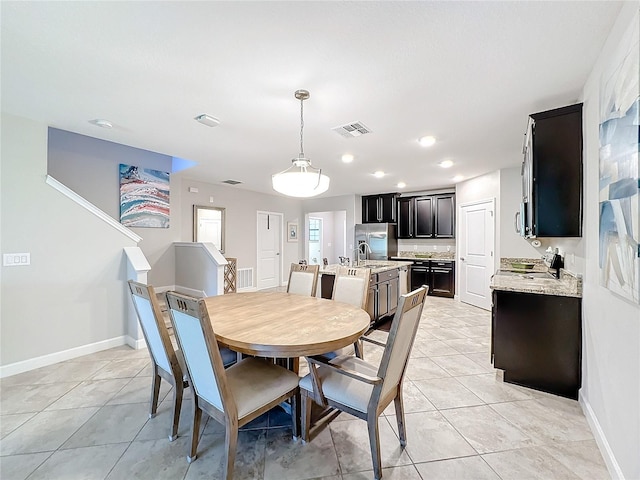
[362,193,397,223]
[397,197,414,238]
[402,193,455,239]
[521,103,583,237]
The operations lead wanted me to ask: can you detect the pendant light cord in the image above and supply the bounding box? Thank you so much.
[299,96,305,158]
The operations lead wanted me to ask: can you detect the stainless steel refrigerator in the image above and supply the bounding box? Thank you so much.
[355,223,398,260]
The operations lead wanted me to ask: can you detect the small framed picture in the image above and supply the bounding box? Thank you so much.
[287,222,298,242]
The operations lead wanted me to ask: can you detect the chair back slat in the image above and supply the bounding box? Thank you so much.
[287,263,320,296]
[128,281,173,374]
[332,267,371,310]
[166,293,228,413]
[377,287,428,400]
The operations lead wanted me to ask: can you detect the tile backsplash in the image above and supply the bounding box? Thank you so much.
[397,239,456,254]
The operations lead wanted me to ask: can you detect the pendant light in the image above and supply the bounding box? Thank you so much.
[272,89,330,197]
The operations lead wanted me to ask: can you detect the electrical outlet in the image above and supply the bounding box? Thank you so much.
[413,245,417,251]
[433,245,437,251]
[3,253,30,266]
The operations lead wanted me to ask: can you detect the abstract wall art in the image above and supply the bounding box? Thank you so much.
[119,164,170,228]
[598,18,639,304]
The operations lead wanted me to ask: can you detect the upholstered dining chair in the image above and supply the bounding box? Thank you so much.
[127,280,188,441]
[287,263,320,297]
[166,292,300,480]
[325,266,371,358]
[299,286,428,480]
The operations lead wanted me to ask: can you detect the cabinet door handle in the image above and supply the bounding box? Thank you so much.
[460,257,465,261]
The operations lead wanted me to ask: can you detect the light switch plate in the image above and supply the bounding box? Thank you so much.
[3,253,30,266]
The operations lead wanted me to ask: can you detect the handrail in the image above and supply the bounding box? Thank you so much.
[46,175,142,243]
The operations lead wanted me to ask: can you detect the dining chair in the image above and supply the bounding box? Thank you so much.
[166,292,300,479]
[287,262,320,297]
[299,286,428,480]
[127,280,188,441]
[326,266,371,358]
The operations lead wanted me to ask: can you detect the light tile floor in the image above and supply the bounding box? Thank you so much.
[0,296,610,479]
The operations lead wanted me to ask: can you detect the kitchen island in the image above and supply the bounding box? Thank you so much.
[490,267,583,399]
[319,260,412,325]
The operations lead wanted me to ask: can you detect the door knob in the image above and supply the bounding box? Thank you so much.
[460,257,465,261]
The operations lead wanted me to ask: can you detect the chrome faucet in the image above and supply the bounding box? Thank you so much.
[355,242,372,266]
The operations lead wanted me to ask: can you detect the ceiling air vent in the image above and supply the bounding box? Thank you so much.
[331,121,372,138]
[222,179,242,185]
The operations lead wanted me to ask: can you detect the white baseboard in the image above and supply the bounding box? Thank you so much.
[579,391,624,479]
[0,336,128,378]
[125,336,147,350]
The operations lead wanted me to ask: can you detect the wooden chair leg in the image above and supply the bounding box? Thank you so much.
[187,402,202,463]
[149,369,161,418]
[301,392,312,442]
[367,415,382,480]
[224,420,239,480]
[169,380,183,441]
[394,385,407,446]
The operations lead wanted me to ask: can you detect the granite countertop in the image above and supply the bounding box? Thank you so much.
[391,252,455,261]
[490,268,583,298]
[320,260,413,275]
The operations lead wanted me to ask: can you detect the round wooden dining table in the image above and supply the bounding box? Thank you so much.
[203,291,371,358]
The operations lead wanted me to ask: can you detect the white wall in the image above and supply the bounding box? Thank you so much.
[580,4,639,478]
[1,114,137,368]
[500,165,585,272]
[456,170,501,269]
[179,177,302,283]
[47,128,181,287]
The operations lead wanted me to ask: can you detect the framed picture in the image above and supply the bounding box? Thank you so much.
[287,222,298,242]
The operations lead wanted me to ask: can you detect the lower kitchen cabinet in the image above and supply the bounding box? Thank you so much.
[492,289,582,399]
[410,261,430,292]
[409,260,455,298]
[430,260,454,297]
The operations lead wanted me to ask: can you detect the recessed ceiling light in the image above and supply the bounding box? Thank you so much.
[373,171,385,178]
[452,175,464,182]
[195,114,220,127]
[397,182,406,188]
[89,119,113,129]
[342,154,354,163]
[439,159,454,168]
[418,135,436,147]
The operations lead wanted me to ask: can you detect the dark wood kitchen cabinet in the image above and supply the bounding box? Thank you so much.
[430,260,455,297]
[414,196,433,237]
[492,289,581,399]
[397,197,414,238]
[434,194,455,238]
[409,260,455,298]
[410,194,455,239]
[522,103,583,237]
[362,193,397,223]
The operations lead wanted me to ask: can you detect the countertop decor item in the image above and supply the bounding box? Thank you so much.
[272,90,330,197]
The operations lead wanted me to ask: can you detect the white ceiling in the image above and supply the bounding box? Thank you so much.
[1,1,623,197]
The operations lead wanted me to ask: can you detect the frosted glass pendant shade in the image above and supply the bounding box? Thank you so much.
[272,158,330,197]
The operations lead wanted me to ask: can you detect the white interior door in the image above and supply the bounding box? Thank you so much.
[257,211,282,290]
[459,199,495,310]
